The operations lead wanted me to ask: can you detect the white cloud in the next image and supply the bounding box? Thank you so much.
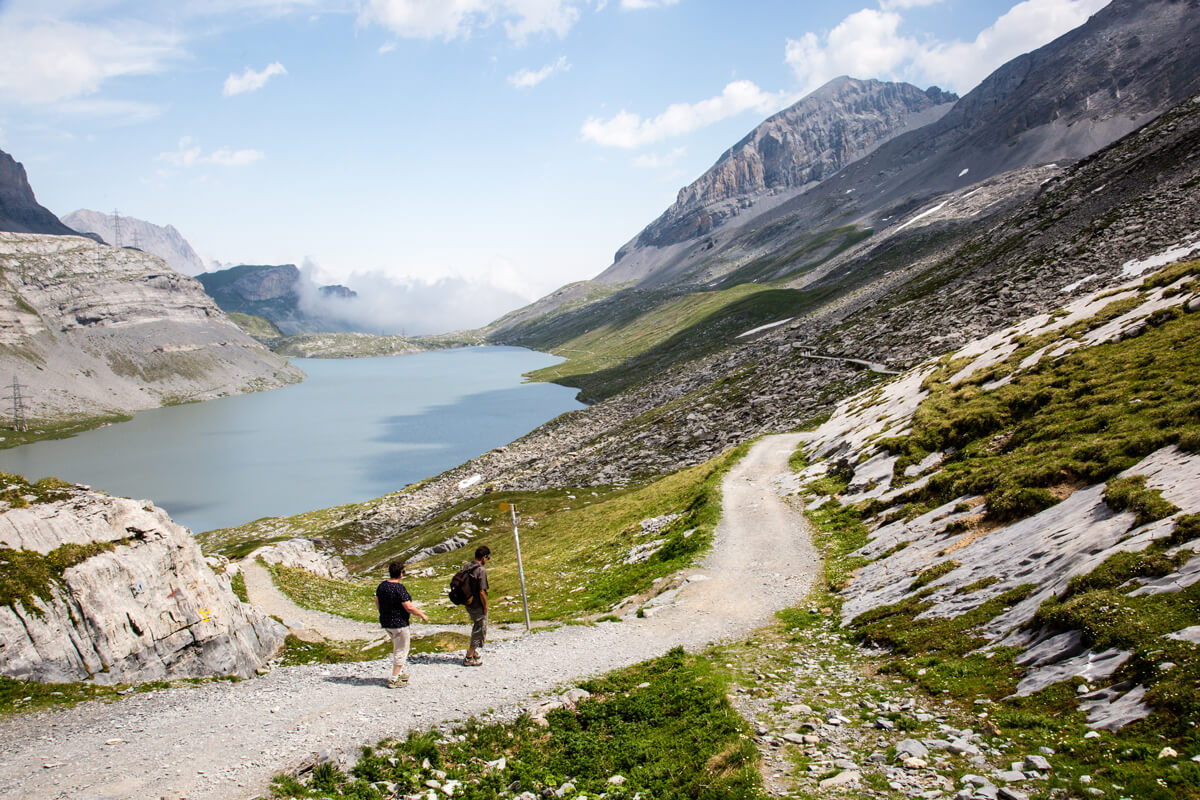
[156,136,263,168]
[878,0,943,8]
[912,0,1109,92]
[620,0,680,8]
[508,55,569,88]
[358,0,582,44]
[632,146,686,168]
[297,261,530,334]
[582,80,794,149]
[223,61,287,96]
[0,19,181,104]
[785,0,1109,96]
[785,9,916,95]
[378,41,398,53]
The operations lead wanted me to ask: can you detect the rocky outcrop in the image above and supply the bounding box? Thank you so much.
[0,149,79,236]
[0,485,285,683]
[197,263,360,335]
[250,539,350,580]
[0,232,303,420]
[61,209,209,276]
[611,78,956,261]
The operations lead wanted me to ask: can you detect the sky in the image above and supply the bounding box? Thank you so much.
[0,0,1110,333]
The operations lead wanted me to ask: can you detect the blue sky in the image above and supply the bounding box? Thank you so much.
[0,0,1108,332]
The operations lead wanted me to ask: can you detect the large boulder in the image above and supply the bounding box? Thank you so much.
[0,480,285,684]
[250,538,350,580]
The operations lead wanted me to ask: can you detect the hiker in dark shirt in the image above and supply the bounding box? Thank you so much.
[375,561,428,688]
[462,545,490,666]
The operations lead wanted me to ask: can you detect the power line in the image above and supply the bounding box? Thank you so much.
[111,209,122,248]
[9,376,28,432]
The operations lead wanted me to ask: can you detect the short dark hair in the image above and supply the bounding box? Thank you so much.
[388,561,405,578]
[475,545,490,560]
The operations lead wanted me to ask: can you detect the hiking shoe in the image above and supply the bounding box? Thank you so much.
[387,675,408,689]
[463,656,482,667]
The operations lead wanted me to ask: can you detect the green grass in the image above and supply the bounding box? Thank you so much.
[0,413,132,450]
[879,284,1200,524]
[275,634,392,667]
[227,311,284,339]
[270,647,763,800]
[265,446,749,624]
[0,537,128,616]
[231,571,249,603]
[0,674,228,717]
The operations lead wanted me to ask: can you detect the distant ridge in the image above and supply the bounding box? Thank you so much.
[62,209,209,275]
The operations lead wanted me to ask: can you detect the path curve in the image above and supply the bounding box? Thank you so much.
[0,434,818,800]
[241,559,382,641]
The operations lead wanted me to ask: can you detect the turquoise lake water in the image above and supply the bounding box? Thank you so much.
[0,347,583,533]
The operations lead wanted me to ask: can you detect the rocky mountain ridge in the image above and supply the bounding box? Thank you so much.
[0,232,303,421]
[0,149,81,237]
[197,263,359,335]
[586,0,1200,292]
[62,209,209,276]
[0,478,285,683]
[609,77,957,262]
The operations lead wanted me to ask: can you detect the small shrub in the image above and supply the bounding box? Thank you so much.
[910,560,960,591]
[985,486,1058,522]
[1104,475,1180,527]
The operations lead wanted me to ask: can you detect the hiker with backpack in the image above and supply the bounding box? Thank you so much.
[376,561,428,688]
[449,545,490,666]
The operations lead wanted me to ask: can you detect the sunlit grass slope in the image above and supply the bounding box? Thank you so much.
[264,445,747,625]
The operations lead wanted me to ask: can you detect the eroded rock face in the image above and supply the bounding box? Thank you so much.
[0,488,285,684]
[250,538,350,580]
[0,232,303,419]
[611,77,957,261]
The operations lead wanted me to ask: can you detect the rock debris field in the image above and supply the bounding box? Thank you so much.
[0,434,818,800]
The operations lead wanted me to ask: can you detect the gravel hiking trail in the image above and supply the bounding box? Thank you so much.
[0,434,818,800]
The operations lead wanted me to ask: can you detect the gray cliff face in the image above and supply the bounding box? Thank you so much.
[610,78,958,262]
[0,232,304,419]
[61,209,209,276]
[0,487,285,683]
[0,150,78,237]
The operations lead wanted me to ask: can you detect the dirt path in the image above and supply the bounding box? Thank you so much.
[241,559,382,641]
[0,434,818,800]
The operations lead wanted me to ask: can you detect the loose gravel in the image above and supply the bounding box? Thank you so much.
[0,434,817,800]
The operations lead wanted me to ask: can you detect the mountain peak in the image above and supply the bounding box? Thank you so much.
[612,78,959,265]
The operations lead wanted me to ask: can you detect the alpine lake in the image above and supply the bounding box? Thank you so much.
[0,347,584,533]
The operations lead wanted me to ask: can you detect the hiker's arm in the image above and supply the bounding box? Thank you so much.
[374,595,379,611]
[478,588,487,613]
[402,600,428,622]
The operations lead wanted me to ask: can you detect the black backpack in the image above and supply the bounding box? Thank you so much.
[448,565,474,605]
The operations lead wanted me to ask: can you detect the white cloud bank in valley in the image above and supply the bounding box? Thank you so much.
[297,262,530,335]
[786,0,1110,95]
[223,62,287,96]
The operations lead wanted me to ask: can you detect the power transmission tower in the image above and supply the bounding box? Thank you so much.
[9,376,28,432]
[111,209,122,247]
[130,228,141,250]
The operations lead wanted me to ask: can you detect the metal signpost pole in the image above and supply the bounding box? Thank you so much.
[502,503,532,632]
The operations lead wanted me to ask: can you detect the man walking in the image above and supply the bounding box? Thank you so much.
[375,561,428,688]
[461,545,490,666]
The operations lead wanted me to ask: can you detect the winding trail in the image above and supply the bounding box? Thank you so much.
[241,559,381,642]
[0,434,818,800]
